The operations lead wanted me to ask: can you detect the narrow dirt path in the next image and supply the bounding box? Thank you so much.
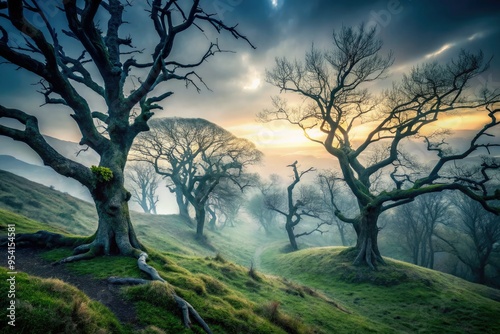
[3,247,139,328]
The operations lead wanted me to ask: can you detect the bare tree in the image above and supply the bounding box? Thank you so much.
[260,23,500,268]
[436,193,500,284]
[126,162,161,214]
[317,170,356,246]
[390,193,449,268]
[264,161,328,250]
[206,176,248,230]
[246,174,282,235]
[133,117,262,238]
[0,1,252,261]
[0,1,253,330]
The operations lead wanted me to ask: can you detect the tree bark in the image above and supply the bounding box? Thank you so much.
[175,187,190,220]
[353,208,385,269]
[60,174,144,263]
[286,221,298,251]
[194,205,206,239]
[206,206,217,231]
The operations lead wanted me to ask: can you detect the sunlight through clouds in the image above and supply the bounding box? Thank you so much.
[243,77,261,90]
[425,43,455,59]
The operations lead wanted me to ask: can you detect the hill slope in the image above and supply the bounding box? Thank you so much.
[260,244,500,333]
[0,169,267,264]
[1,171,500,333]
[0,155,92,201]
[1,210,381,334]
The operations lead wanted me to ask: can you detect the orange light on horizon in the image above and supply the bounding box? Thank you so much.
[226,108,493,159]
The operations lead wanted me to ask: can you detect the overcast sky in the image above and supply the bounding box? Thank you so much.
[1,0,500,171]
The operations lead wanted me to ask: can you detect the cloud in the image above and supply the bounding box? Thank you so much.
[1,0,499,171]
[425,43,455,59]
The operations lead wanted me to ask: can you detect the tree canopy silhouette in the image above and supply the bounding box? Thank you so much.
[133,117,262,238]
[260,24,500,269]
[0,0,252,260]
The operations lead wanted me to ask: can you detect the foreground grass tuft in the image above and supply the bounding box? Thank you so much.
[0,267,123,334]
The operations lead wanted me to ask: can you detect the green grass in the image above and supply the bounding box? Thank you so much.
[260,243,500,334]
[37,248,389,333]
[2,170,500,333]
[0,267,124,334]
[0,209,67,234]
[0,170,267,266]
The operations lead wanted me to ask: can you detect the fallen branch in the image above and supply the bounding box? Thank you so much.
[108,252,213,333]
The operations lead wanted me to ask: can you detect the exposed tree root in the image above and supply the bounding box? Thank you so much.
[353,238,386,270]
[108,252,213,334]
[72,242,93,255]
[1,230,147,265]
[0,230,84,248]
[0,230,100,265]
[55,246,101,265]
[2,231,212,331]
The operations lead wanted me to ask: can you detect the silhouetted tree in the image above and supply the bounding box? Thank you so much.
[126,162,161,214]
[206,177,249,230]
[391,193,449,268]
[0,1,252,261]
[246,174,282,235]
[260,23,500,268]
[133,117,262,238]
[264,162,328,250]
[317,170,356,246]
[436,193,500,284]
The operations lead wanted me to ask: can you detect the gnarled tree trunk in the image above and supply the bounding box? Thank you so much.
[61,144,144,261]
[353,207,385,270]
[92,186,143,255]
[286,221,298,251]
[175,187,191,220]
[194,205,206,239]
[62,171,145,262]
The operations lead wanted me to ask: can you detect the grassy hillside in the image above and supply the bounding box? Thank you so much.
[0,266,123,334]
[1,170,500,333]
[0,170,266,265]
[260,244,500,333]
[1,209,380,333]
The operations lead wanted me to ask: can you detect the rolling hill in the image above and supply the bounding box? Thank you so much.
[1,170,500,333]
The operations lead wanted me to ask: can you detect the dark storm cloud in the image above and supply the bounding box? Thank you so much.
[1,0,499,142]
[378,0,500,62]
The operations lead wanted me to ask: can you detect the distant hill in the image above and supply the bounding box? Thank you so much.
[0,135,99,167]
[0,134,99,202]
[0,155,92,202]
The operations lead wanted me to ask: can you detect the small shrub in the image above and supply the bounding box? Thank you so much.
[257,301,308,334]
[248,261,262,281]
[213,252,226,263]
